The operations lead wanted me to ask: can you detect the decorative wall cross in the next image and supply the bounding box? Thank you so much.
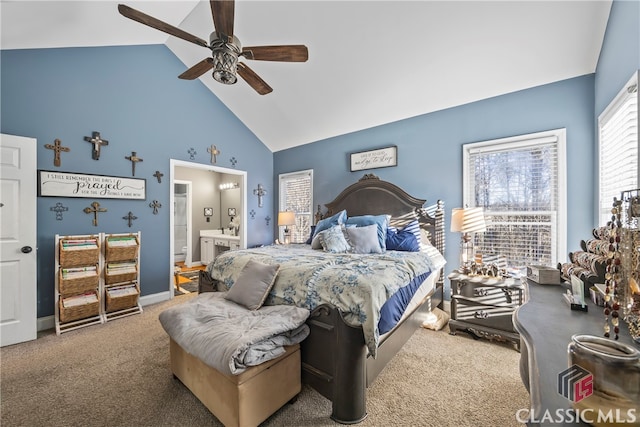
[253,184,267,208]
[125,151,143,176]
[83,201,107,226]
[123,211,138,227]
[149,200,161,215]
[44,139,70,167]
[207,145,220,164]
[50,202,68,220]
[153,170,163,183]
[84,131,109,160]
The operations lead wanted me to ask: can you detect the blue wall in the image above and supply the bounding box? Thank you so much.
[1,45,275,317]
[274,76,595,298]
[594,0,640,116]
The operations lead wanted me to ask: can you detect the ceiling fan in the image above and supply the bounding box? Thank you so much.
[118,1,308,95]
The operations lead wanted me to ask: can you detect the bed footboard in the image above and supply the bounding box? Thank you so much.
[301,288,438,424]
[301,305,368,424]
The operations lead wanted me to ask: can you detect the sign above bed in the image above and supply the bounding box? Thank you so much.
[350,146,397,172]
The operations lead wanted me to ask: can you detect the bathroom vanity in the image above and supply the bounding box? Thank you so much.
[200,230,241,265]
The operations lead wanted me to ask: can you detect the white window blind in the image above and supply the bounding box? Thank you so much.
[464,130,566,273]
[598,72,639,225]
[279,170,313,243]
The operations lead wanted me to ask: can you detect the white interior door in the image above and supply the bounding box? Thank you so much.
[0,133,37,347]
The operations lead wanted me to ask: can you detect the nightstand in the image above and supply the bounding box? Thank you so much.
[448,271,527,351]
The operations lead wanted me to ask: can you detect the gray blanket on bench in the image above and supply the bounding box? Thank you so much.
[159,293,310,375]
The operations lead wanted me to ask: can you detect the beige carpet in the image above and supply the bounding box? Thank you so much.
[1,294,529,427]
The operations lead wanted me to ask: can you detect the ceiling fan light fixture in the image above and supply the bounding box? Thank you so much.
[210,34,241,85]
[212,49,238,84]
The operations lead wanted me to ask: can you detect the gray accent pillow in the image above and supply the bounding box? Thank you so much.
[224,260,280,310]
[345,224,383,254]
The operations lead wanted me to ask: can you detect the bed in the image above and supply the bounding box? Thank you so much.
[208,173,446,424]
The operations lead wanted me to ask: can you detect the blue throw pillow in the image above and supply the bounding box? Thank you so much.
[386,229,420,252]
[388,220,421,246]
[345,214,389,250]
[312,210,347,239]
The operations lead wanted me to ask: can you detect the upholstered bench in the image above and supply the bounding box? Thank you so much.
[170,339,301,427]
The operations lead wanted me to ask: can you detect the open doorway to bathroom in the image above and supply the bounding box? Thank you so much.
[169,159,247,297]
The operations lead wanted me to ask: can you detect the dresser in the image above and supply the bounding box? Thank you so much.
[448,271,526,351]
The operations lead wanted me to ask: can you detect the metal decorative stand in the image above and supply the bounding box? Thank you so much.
[620,189,640,344]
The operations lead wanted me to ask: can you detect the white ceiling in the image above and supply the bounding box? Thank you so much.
[1,1,612,152]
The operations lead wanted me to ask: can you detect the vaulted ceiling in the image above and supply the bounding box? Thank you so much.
[1,1,612,152]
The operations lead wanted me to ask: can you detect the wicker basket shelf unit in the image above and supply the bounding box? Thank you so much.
[102,232,143,322]
[55,234,104,335]
[54,232,143,335]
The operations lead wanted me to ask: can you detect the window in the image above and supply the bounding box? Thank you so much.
[463,129,567,273]
[279,170,313,243]
[598,71,639,226]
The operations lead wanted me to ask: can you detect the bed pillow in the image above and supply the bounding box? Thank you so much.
[345,224,383,254]
[318,224,351,253]
[345,214,390,250]
[386,228,420,252]
[224,260,280,310]
[388,220,422,246]
[312,210,347,239]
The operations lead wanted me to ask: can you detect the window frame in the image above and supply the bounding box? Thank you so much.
[278,169,314,243]
[462,128,567,270]
[597,70,639,226]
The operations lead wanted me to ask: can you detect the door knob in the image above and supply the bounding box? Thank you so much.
[21,246,33,254]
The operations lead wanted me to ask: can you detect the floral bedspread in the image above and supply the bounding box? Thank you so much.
[208,244,445,357]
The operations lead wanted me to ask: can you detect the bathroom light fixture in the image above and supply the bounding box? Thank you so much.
[219,182,239,190]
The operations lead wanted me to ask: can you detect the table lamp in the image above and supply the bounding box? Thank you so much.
[450,207,486,273]
[278,211,296,244]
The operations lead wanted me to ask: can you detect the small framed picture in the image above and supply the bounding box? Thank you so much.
[228,208,237,217]
[203,207,213,217]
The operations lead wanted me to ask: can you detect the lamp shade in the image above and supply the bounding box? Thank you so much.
[278,211,296,226]
[450,207,486,233]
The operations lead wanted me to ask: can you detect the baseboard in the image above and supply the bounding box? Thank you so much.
[37,291,173,332]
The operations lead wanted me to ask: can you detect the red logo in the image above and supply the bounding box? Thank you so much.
[558,365,593,402]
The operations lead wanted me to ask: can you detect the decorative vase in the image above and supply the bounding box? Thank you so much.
[568,334,640,426]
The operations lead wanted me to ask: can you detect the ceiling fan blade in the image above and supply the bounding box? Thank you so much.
[178,58,214,80]
[118,4,208,48]
[242,45,308,62]
[210,0,235,40]
[237,63,273,95]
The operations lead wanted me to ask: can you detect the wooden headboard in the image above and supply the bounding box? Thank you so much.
[316,173,445,259]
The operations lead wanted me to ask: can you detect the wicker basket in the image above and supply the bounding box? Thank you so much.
[105,235,139,262]
[59,292,100,323]
[58,267,99,296]
[104,265,138,285]
[105,284,139,313]
[59,238,100,267]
